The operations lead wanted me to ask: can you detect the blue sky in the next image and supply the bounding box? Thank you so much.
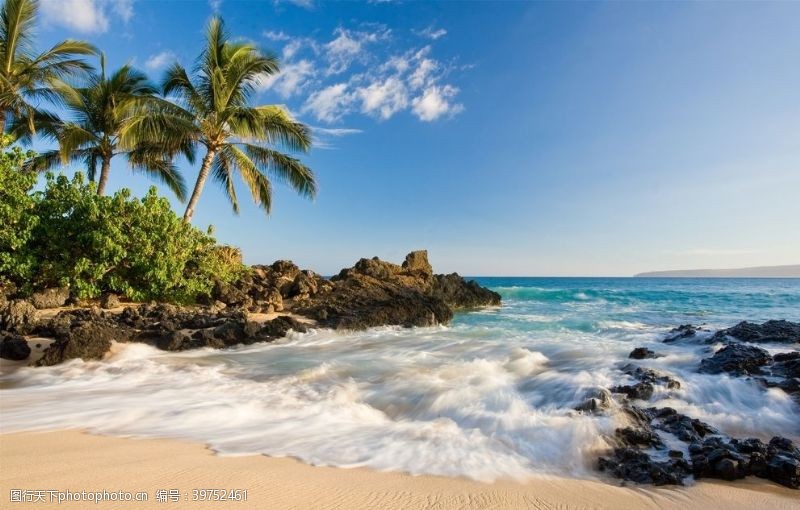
[32,0,800,276]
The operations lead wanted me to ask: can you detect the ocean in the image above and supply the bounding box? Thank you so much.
[2,277,799,482]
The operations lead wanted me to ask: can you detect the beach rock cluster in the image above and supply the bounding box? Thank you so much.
[0,250,500,365]
[599,404,800,489]
[597,319,800,489]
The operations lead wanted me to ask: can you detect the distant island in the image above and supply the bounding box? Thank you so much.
[635,264,800,278]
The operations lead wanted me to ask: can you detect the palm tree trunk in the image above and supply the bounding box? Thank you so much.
[183,148,216,223]
[96,156,112,196]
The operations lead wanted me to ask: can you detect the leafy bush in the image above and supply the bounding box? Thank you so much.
[0,136,38,286]
[0,142,245,302]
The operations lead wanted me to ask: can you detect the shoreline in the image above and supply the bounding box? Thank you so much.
[1,430,798,510]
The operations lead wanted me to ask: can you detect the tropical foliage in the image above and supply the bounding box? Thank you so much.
[0,134,37,284]
[0,0,96,134]
[0,140,244,300]
[162,17,316,222]
[0,2,316,303]
[20,56,191,198]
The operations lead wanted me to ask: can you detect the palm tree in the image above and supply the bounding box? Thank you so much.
[23,56,189,198]
[0,0,96,134]
[162,17,316,223]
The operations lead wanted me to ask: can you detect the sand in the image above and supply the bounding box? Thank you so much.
[0,431,797,509]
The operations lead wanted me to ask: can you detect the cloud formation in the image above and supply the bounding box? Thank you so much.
[259,24,464,124]
[40,0,133,34]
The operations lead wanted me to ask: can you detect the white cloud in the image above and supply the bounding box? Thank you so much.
[209,0,222,11]
[409,58,437,88]
[324,26,390,75]
[302,83,354,123]
[256,60,315,99]
[144,51,176,71]
[357,77,408,120]
[311,126,362,149]
[313,127,362,136]
[278,25,463,124]
[411,85,463,121]
[264,30,291,41]
[415,26,447,40]
[40,0,133,34]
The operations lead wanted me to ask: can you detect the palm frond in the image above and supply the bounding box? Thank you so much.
[239,142,316,199]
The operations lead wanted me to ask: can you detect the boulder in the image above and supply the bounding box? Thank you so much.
[699,344,772,376]
[402,250,433,275]
[35,322,122,366]
[711,320,800,344]
[0,299,38,334]
[257,316,308,339]
[0,333,31,360]
[598,447,691,485]
[100,293,121,309]
[629,347,659,359]
[431,274,501,309]
[29,287,70,309]
[664,324,702,342]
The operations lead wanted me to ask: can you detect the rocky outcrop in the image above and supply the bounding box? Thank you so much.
[29,287,70,309]
[663,324,706,342]
[699,344,772,376]
[711,320,800,345]
[628,347,658,359]
[100,293,121,309]
[6,250,499,365]
[35,321,123,366]
[0,299,37,334]
[599,405,800,489]
[0,332,31,360]
[610,364,681,402]
[295,251,500,330]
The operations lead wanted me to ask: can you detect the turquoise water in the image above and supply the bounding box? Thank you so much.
[1,277,798,482]
[465,277,800,331]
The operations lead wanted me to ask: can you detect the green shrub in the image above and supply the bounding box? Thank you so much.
[0,136,38,286]
[0,141,245,303]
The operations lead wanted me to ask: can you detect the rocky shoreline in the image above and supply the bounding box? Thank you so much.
[591,320,800,490]
[0,250,500,366]
[1,258,798,491]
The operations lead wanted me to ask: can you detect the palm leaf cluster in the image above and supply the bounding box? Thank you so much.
[0,0,316,223]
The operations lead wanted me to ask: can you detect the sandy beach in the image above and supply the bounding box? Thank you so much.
[1,430,797,510]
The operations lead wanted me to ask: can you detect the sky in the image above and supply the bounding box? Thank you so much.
[29,0,800,276]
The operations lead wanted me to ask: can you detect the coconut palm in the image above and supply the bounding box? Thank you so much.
[0,0,96,134]
[23,56,189,198]
[162,17,315,223]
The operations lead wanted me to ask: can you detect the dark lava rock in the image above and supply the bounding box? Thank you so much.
[256,316,308,339]
[0,333,31,360]
[699,344,772,376]
[712,320,800,345]
[611,382,655,401]
[29,287,70,309]
[652,407,717,442]
[430,274,501,309]
[629,347,659,359]
[0,299,38,334]
[688,435,800,489]
[100,293,121,309]
[622,364,681,389]
[35,322,124,366]
[616,426,663,448]
[598,448,691,485]
[664,324,701,342]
